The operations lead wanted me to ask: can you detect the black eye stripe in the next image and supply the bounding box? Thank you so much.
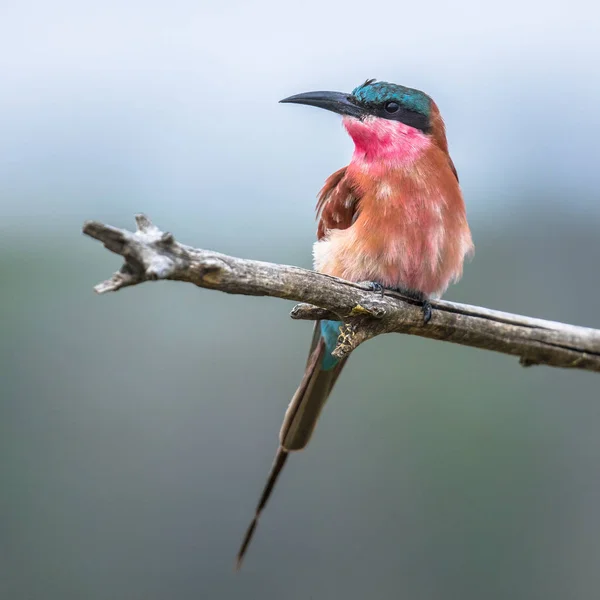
[373,104,431,133]
[349,96,431,132]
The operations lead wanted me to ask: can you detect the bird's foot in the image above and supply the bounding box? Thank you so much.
[388,286,432,325]
[364,281,385,297]
[362,282,432,324]
[421,300,432,325]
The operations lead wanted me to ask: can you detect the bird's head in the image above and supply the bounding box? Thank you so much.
[281,79,445,165]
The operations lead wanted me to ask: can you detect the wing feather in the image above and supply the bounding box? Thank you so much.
[316,167,360,239]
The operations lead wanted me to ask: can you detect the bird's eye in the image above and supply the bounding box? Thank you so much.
[384,101,399,113]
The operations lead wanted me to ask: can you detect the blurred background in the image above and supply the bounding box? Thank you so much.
[1,1,600,598]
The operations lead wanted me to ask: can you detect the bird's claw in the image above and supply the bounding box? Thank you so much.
[421,300,432,325]
[366,281,385,297]
[390,286,432,325]
[364,282,431,323]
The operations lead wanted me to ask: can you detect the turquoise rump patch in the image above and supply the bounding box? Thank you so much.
[320,320,343,371]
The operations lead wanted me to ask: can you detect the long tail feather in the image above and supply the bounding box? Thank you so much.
[235,322,347,569]
[235,448,288,569]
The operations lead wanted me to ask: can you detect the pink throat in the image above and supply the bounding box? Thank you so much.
[343,116,431,169]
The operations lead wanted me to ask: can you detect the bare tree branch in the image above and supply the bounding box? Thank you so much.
[82,214,600,373]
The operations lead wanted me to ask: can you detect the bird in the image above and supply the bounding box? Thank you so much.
[235,79,474,568]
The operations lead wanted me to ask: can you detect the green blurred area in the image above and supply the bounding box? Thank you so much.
[2,204,600,600]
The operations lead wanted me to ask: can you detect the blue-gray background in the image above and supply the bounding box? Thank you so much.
[2,1,600,598]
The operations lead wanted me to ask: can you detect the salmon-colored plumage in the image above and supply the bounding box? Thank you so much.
[314,106,473,297]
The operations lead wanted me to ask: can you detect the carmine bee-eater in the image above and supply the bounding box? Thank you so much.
[236,79,474,568]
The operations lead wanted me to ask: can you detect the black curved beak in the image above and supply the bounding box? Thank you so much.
[279,91,365,118]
